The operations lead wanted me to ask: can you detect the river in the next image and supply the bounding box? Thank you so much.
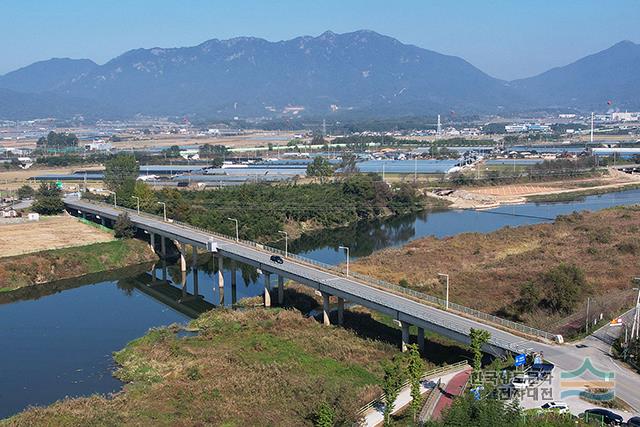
[2,188,640,418]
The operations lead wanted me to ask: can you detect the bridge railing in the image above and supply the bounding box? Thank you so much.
[68,197,556,344]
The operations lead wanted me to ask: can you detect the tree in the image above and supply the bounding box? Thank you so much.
[340,153,359,176]
[311,133,326,145]
[163,145,182,158]
[104,154,139,198]
[32,182,64,215]
[312,402,335,427]
[114,212,135,238]
[132,181,157,212]
[199,144,228,159]
[405,344,424,422]
[516,281,542,313]
[306,156,333,183]
[541,264,587,314]
[17,185,35,199]
[382,355,405,426]
[469,328,491,374]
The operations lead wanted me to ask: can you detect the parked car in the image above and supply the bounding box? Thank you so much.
[583,408,623,425]
[540,401,568,414]
[528,363,555,381]
[270,255,284,264]
[627,417,640,427]
[511,374,534,390]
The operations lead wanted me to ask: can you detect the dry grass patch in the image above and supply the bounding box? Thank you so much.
[352,206,640,336]
[0,215,113,258]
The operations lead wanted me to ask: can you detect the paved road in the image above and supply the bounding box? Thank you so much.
[64,197,640,410]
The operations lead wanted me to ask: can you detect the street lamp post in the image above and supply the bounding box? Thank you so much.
[228,218,239,241]
[157,202,167,221]
[132,196,140,214]
[106,190,117,207]
[631,278,640,340]
[438,273,450,310]
[338,245,350,276]
[278,230,288,258]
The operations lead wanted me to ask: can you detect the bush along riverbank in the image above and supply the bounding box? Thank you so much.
[86,173,435,242]
[0,239,158,292]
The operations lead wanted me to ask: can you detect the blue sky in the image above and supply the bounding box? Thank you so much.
[1,0,639,79]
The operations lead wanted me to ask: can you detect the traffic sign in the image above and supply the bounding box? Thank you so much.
[514,353,526,367]
[610,318,623,326]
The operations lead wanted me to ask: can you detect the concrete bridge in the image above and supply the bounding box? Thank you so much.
[64,196,553,356]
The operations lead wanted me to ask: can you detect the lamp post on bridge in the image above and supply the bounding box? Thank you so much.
[278,230,288,258]
[631,278,640,340]
[132,196,140,214]
[338,245,350,276]
[438,273,450,310]
[157,202,167,221]
[228,218,239,241]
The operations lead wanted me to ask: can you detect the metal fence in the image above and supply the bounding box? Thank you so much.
[357,361,469,416]
[69,196,557,344]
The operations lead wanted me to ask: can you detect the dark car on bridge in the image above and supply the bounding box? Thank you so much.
[583,408,623,425]
[270,255,284,264]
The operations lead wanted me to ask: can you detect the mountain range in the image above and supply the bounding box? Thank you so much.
[0,30,638,120]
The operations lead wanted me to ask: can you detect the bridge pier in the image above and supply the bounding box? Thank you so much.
[337,297,344,325]
[401,321,410,352]
[160,235,167,258]
[231,262,237,305]
[193,266,199,297]
[322,292,330,326]
[217,255,224,288]
[150,232,156,253]
[161,260,167,282]
[175,241,187,273]
[100,217,106,226]
[264,272,271,307]
[278,276,284,305]
[417,327,425,353]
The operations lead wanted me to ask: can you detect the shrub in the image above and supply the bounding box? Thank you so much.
[114,212,135,238]
[31,182,64,215]
[541,264,588,315]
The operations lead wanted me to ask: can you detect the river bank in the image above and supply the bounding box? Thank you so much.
[0,239,157,291]
[4,307,401,426]
[351,205,640,337]
[435,168,640,209]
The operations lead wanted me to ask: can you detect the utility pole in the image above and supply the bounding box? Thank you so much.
[590,112,594,146]
[339,245,350,276]
[228,217,239,241]
[278,230,288,258]
[631,278,640,340]
[132,196,140,214]
[586,297,591,333]
[438,273,450,310]
[157,202,167,221]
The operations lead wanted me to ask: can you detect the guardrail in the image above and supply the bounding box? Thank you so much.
[66,196,556,346]
[357,361,469,417]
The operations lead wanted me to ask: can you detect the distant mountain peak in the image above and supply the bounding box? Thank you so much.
[2,33,640,119]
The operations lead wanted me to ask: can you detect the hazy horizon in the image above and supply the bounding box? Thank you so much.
[1,0,639,79]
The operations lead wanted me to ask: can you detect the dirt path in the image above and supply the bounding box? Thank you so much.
[0,215,114,258]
